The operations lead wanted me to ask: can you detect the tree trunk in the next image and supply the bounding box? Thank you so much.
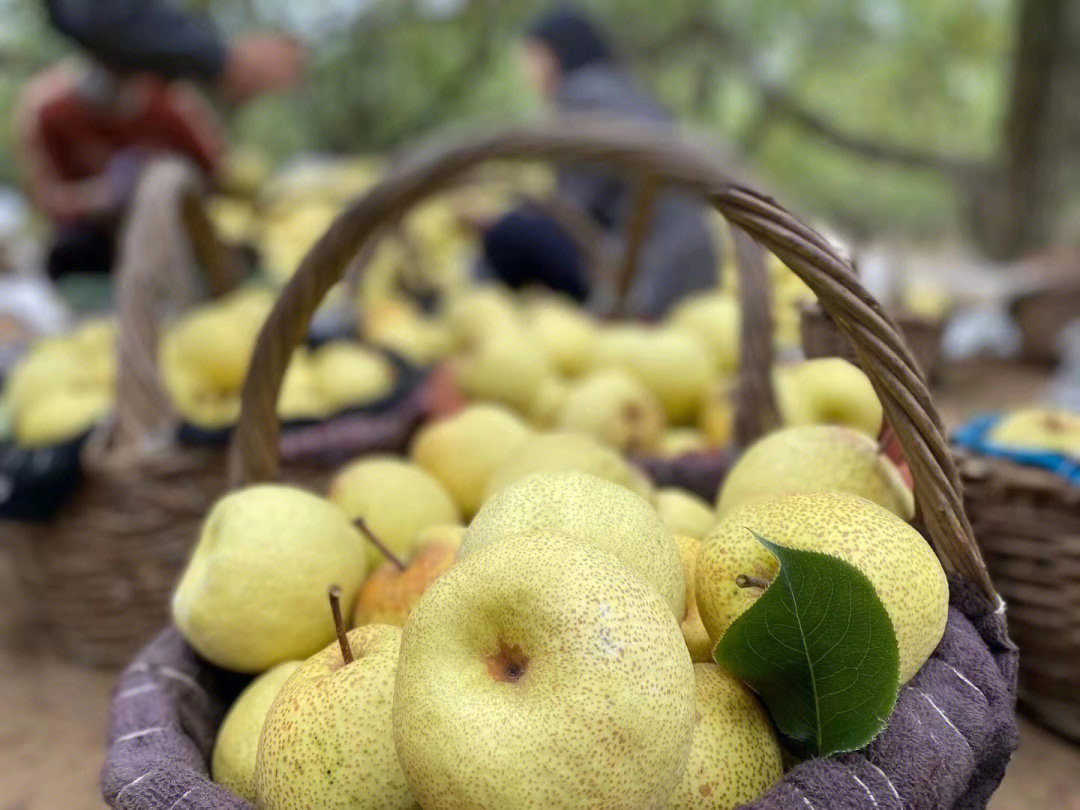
[973,0,1080,258]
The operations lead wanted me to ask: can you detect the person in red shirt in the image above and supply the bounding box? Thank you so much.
[14,58,226,279]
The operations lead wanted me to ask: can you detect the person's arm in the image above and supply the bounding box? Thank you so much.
[12,69,123,224]
[45,0,227,82]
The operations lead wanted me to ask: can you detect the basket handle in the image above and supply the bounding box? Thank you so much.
[108,159,247,451]
[227,118,994,600]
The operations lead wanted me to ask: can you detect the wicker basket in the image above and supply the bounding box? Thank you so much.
[1,236,436,672]
[800,301,945,383]
[1010,282,1080,364]
[957,450,1080,742]
[102,120,1017,810]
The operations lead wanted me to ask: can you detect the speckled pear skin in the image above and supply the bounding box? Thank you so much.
[462,471,685,618]
[673,535,712,663]
[393,534,697,810]
[666,664,782,810]
[211,660,301,802]
[716,425,914,520]
[696,490,948,683]
[255,625,417,810]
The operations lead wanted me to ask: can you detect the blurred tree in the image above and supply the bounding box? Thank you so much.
[971,0,1080,257]
[9,0,1076,257]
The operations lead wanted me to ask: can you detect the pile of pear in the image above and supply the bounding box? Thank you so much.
[988,406,1080,457]
[1,318,117,447]
[357,265,872,459]
[174,379,947,809]
[158,285,399,429]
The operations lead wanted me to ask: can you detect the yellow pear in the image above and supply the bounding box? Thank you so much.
[463,471,684,618]
[450,325,554,414]
[172,485,367,672]
[14,386,112,447]
[443,284,519,345]
[698,378,737,447]
[277,348,329,421]
[310,342,396,413]
[211,660,301,802]
[717,424,914,520]
[528,375,570,428]
[524,294,598,376]
[590,325,712,424]
[696,490,948,683]
[656,488,717,540]
[669,293,741,374]
[774,358,883,438]
[483,431,654,501]
[161,287,274,393]
[409,404,533,518]
[989,408,1080,455]
[328,455,461,570]
[256,625,415,810]
[556,369,665,453]
[367,311,453,367]
[666,664,782,810]
[674,535,712,663]
[658,427,712,458]
[393,534,696,810]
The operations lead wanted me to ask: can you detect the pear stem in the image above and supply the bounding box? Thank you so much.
[735,574,771,591]
[328,585,353,665]
[355,517,407,571]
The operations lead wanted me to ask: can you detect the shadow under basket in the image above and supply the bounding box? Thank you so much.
[958,450,1080,743]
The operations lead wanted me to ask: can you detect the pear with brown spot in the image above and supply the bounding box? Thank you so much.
[393,534,696,810]
[255,591,417,810]
[666,664,782,810]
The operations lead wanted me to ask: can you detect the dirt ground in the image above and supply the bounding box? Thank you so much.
[2,358,1079,810]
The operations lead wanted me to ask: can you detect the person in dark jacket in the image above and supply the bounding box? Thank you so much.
[481,7,718,319]
[45,0,302,103]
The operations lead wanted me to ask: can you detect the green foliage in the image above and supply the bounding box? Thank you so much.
[0,0,1014,239]
[715,533,900,758]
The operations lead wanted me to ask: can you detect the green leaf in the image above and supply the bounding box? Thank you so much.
[714,532,900,758]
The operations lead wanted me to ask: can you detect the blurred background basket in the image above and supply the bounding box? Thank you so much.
[1,215,442,670]
[102,120,1017,810]
[957,448,1080,743]
[800,300,946,383]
